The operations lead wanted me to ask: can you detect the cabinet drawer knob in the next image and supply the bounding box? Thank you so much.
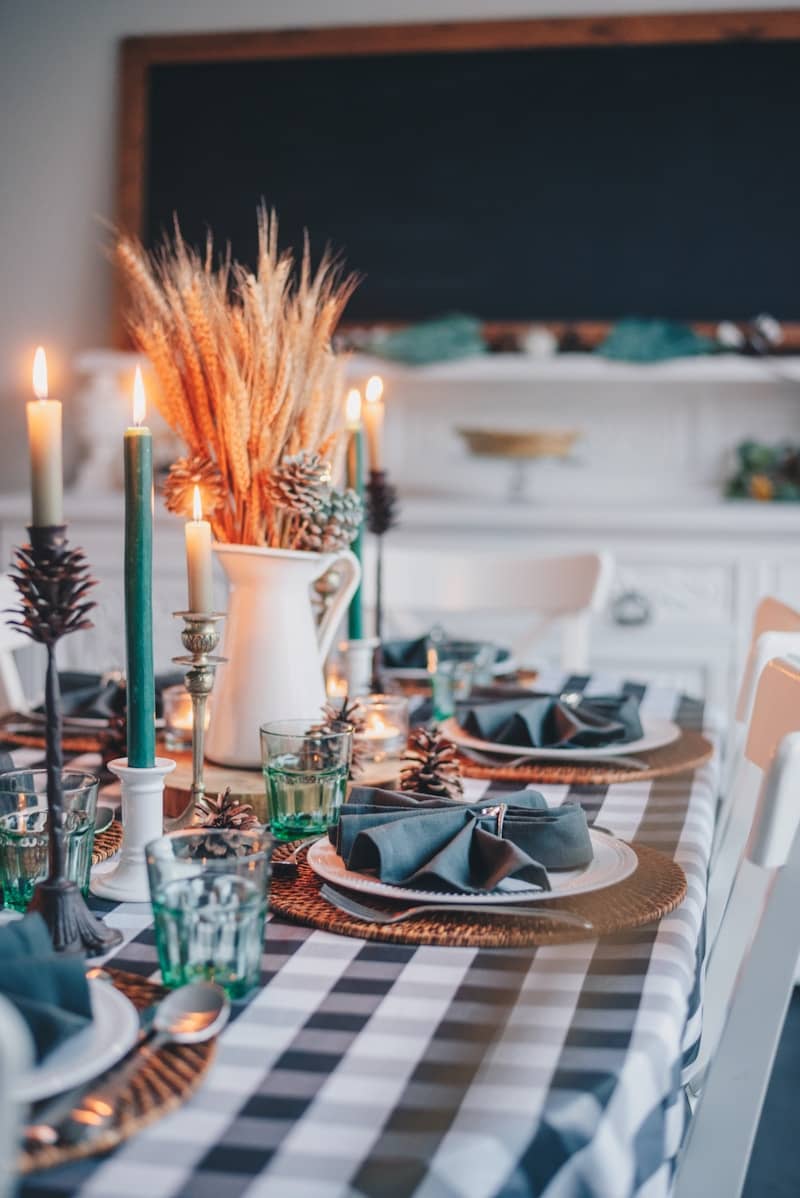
[611,590,652,627]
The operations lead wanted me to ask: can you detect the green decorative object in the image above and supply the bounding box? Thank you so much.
[726,441,800,502]
[124,413,156,768]
[366,314,486,365]
[596,318,718,362]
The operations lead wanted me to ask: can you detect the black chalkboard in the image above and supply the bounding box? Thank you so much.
[143,38,800,322]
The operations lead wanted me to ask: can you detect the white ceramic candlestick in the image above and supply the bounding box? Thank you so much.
[91,757,175,902]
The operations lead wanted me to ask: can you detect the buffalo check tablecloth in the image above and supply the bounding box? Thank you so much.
[17,670,719,1198]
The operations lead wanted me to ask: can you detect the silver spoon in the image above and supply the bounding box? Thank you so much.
[26,981,229,1147]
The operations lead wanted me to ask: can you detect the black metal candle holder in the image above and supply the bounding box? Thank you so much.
[7,525,123,955]
[365,469,399,685]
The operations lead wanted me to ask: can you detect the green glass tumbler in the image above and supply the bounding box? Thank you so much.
[260,720,352,842]
[0,769,99,911]
[146,828,271,999]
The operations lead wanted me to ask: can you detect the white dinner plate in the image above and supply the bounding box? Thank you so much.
[441,715,681,760]
[13,978,140,1103]
[308,828,637,905]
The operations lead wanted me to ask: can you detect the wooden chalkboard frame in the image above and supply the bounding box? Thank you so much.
[116,9,800,347]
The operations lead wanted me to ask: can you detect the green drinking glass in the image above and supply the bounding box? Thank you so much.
[260,720,352,842]
[146,828,271,999]
[0,769,99,911]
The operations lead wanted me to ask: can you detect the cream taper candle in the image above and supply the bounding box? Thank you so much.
[27,347,63,526]
[185,485,213,612]
[363,375,385,472]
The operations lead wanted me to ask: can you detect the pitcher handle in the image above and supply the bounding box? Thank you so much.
[317,550,362,662]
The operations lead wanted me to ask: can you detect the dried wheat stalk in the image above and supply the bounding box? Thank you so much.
[116,208,359,547]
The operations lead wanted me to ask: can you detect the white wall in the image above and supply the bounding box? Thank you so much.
[0,0,794,493]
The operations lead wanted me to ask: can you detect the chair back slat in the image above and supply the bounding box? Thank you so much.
[675,718,800,1198]
[736,596,800,721]
[744,655,800,770]
[361,547,613,673]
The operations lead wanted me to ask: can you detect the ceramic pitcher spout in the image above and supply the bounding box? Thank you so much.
[205,544,360,768]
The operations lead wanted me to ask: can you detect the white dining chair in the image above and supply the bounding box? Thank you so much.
[707,596,800,946]
[0,576,28,716]
[675,657,800,1198]
[362,546,614,673]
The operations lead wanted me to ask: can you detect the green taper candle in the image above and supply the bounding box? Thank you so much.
[123,367,156,768]
[345,389,364,640]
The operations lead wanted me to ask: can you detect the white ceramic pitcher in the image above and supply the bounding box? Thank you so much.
[205,544,361,767]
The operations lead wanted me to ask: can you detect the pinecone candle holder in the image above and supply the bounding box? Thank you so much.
[365,469,399,678]
[7,526,123,955]
[400,726,464,800]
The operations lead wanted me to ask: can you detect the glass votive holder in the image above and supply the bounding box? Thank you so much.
[260,720,353,842]
[146,827,271,999]
[162,683,211,751]
[427,640,497,721]
[0,769,99,910]
[354,694,410,764]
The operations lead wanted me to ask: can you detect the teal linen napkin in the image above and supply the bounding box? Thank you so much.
[331,786,593,894]
[0,914,93,1062]
[382,636,511,670]
[458,692,643,749]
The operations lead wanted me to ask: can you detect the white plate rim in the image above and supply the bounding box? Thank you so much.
[308,829,637,905]
[13,977,140,1102]
[440,714,681,760]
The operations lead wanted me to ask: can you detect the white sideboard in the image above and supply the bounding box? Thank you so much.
[4,350,800,709]
[2,490,800,712]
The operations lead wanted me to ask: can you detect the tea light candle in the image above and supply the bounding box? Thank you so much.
[27,347,63,527]
[185,485,214,612]
[362,375,384,472]
[162,683,211,751]
[354,694,409,763]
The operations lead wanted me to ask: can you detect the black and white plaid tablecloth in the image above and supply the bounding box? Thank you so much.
[16,670,718,1198]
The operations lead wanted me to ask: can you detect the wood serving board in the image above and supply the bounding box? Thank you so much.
[162,751,400,823]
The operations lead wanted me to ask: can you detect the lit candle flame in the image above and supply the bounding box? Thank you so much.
[132,365,146,426]
[345,388,362,428]
[192,484,203,522]
[365,375,384,404]
[32,346,48,399]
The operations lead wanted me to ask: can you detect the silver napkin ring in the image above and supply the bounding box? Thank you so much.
[482,803,508,838]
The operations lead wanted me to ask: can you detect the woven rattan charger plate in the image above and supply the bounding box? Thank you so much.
[92,820,123,865]
[455,727,713,786]
[270,840,687,949]
[19,969,218,1174]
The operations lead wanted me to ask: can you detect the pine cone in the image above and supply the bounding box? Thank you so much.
[264,451,331,517]
[366,472,399,535]
[400,726,463,799]
[311,694,368,778]
[8,538,97,647]
[163,454,227,517]
[194,788,262,854]
[320,489,363,552]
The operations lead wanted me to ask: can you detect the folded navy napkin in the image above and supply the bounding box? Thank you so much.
[458,692,643,750]
[330,786,593,894]
[0,914,93,1062]
[35,671,184,721]
[382,637,509,670]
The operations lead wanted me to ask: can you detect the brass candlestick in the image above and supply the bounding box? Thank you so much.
[172,611,226,822]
